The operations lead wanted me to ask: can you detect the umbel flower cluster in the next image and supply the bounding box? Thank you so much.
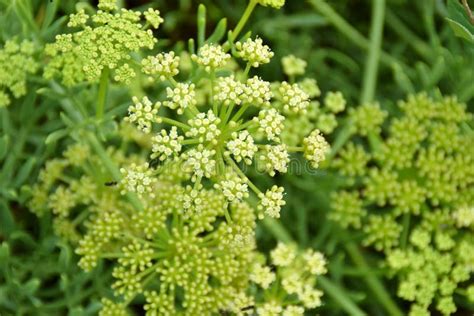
[123,31,329,222]
[278,55,346,146]
[29,133,327,315]
[28,1,331,314]
[44,0,161,86]
[0,39,38,107]
[329,93,474,316]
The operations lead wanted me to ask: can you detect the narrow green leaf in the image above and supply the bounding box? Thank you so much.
[59,112,77,129]
[188,38,195,54]
[23,278,40,295]
[0,134,9,160]
[206,18,227,44]
[0,242,10,263]
[0,200,15,237]
[41,16,68,40]
[41,0,60,31]
[14,0,38,35]
[13,157,36,188]
[45,129,69,145]
[9,230,36,248]
[197,4,206,48]
[446,18,474,42]
[0,188,17,200]
[447,0,474,32]
[69,307,86,316]
[19,90,37,123]
[58,242,72,271]
[391,63,415,94]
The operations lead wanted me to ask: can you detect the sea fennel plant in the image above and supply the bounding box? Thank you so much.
[329,93,474,316]
[28,0,333,314]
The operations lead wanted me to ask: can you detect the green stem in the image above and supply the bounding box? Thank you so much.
[230,120,256,133]
[229,0,257,43]
[243,62,252,79]
[222,103,236,125]
[287,146,303,153]
[385,10,432,61]
[361,0,385,104]
[225,155,261,195]
[231,103,250,122]
[197,4,206,48]
[345,242,403,316]
[400,213,410,249]
[318,276,367,316]
[85,132,143,212]
[96,68,110,120]
[161,117,191,131]
[308,0,398,67]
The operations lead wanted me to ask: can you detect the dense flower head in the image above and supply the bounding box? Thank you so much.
[277,82,310,114]
[235,37,274,68]
[226,131,258,164]
[330,93,474,315]
[124,96,161,133]
[143,8,164,29]
[258,144,290,176]
[0,39,38,107]
[257,0,286,9]
[258,185,286,219]
[254,108,285,142]
[246,243,327,313]
[303,129,330,168]
[44,4,158,86]
[214,75,245,105]
[324,91,346,113]
[243,76,272,106]
[191,43,231,72]
[348,102,387,136]
[151,126,183,161]
[282,54,307,77]
[164,83,197,114]
[119,162,156,197]
[141,51,180,81]
[98,0,117,11]
[271,242,297,267]
[214,172,249,202]
[186,110,221,143]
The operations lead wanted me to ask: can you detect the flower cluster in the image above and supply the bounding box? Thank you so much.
[276,55,345,147]
[30,131,327,315]
[0,39,38,107]
[329,93,474,315]
[256,0,286,9]
[44,0,159,86]
[282,54,307,77]
[235,37,274,68]
[123,39,330,221]
[240,243,327,314]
